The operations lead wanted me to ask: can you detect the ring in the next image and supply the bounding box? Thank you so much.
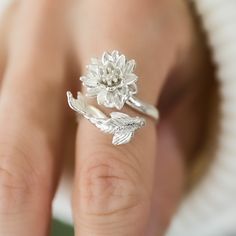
[67,92,145,145]
[80,50,159,121]
[67,50,159,145]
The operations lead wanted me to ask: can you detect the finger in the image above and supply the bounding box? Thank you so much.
[71,0,198,233]
[0,1,69,235]
[0,17,6,82]
[73,25,178,236]
[0,2,17,85]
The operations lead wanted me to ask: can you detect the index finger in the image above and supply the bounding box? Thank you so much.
[0,1,69,235]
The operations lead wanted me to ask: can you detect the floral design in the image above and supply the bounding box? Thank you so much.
[80,50,138,109]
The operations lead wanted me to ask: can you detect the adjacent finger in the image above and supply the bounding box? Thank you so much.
[0,1,69,235]
[0,2,17,85]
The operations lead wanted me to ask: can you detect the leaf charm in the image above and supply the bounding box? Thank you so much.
[98,112,145,145]
[67,92,145,145]
[67,92,87,115]
[112,131,134,145]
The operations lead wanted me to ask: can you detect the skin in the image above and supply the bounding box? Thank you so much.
[0,0,214,235]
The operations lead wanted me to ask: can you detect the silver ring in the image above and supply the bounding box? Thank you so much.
[80,50,159,121]
[67,50,159,145]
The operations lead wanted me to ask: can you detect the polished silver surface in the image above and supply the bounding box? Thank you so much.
[67,92,145,145]
[127,96,159,120]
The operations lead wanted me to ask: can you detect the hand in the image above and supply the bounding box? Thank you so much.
[0,1,213,235]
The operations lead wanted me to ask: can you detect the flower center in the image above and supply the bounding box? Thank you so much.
[99,63,123,87]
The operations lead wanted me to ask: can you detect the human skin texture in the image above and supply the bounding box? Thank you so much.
[0,0,214,235]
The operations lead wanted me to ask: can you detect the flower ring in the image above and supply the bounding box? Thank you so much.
[67,50,159,145]
[81,50,159,121]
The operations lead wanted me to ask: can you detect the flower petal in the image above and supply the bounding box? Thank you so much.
[86,87,101,97]
[125,59,136,73]
[103,91,119,108]
[118,86,130,100]
[111,50,120,61]
[82,77,98,88]
[87,64,99,75]
[97,90,107,105]
[102,52,112,64]
[114,93,125,110]
[128,83,138,94]
[116,55,126,69]
[80,76,87,82]
[125,73,138,84]
[105,91,114,104]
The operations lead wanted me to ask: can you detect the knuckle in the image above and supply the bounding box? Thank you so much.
[0,162,31,214]
[78,150,148,216]
[0,165,29,214]
[0,145,51,214]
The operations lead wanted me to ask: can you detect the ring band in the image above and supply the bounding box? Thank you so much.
[126,96,159,120]
[80,50,159,121]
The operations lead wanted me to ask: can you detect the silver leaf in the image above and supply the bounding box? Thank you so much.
[67,92,145,145]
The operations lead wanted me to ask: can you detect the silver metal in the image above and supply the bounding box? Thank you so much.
[127,96,159,120]
[67,92,145,145]
[80,50,159,121]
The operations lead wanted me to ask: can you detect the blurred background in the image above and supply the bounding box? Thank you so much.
[51,220,74,236]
